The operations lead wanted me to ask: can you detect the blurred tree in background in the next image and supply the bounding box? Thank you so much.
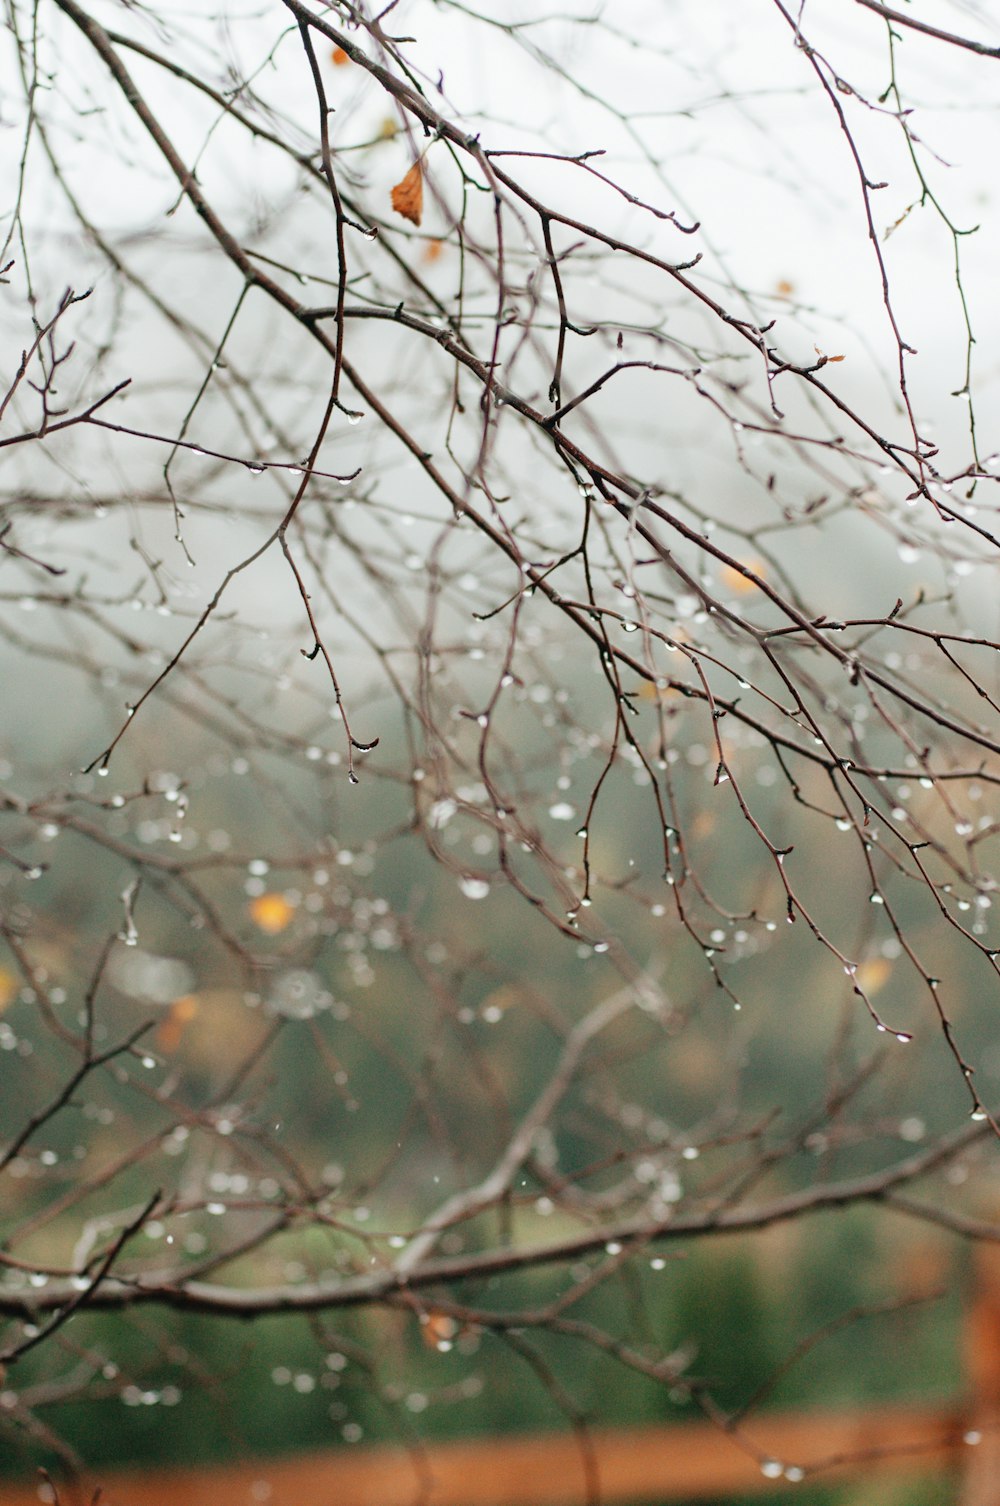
[3,1,1000,1499]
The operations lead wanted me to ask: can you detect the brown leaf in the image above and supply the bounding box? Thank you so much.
[422,1310,458,1349]
[391,162,423,227]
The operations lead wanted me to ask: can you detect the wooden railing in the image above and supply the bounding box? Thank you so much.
[8,1249,1000,1506]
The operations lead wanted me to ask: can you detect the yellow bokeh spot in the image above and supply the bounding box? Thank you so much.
[856,957,892,995]
[637,679,683,702]
[720,558,766,595]
[250,892,295,935]
[0,968,18,1013]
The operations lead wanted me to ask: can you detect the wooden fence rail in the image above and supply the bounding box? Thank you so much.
[6,1248,1000,1506]
[3,1404,983,1506]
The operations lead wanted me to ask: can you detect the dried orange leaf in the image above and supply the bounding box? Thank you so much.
[422,1311,458,1349]
[391,162,423,227]
[332,46,350,66]
[423,238,444,264]
[250,892,295,935]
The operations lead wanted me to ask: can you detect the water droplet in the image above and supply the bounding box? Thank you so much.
[835,818,851,832]
[784,1466,805,1482]
[869,892,884,905]
[760,1461,783,1480]
[971,1108,988,1121]
[346,410,365,426]
[245,462,265,475]
[548,802,575,821]
[459,877,490,901]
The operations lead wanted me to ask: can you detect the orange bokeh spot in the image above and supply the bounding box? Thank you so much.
[250,892,295,935]
[157,994,199,1052]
